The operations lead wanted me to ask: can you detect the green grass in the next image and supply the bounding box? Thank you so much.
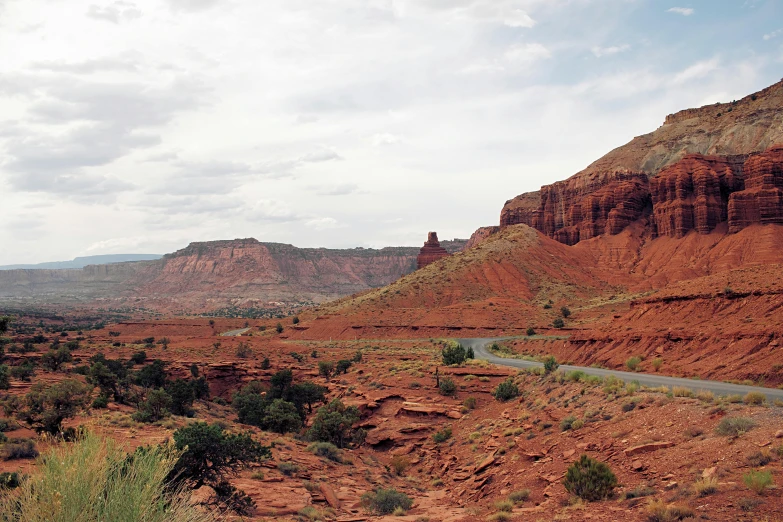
[0,431,213,522]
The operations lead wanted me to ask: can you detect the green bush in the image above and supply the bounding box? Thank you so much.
[438,377,457,396]
[743,470,773,494]
[492,378,520,402]
[130,351,147,364]
[625,356,642,371]
[560,306,571,318]
[307,442,342,462]
[526,327,536,336]
[16,379,92,434]
[432,427,452,443]
[275,323,283,334]
[552,318,565,329]
[560,415,577,431]
[306,399,361,448]
[0,432,214,522]
[10,362,35,382]
[133,389,172,423]
[1,439,38,460]
[318,361,334,379]
[336,360,352,374]
[277,462,300,476]
[543,356,559,373]
[715,417,756,437]
[0,366,8,390]
[361,488,413,515]
[262,399,302,434]
[40,347,72,371]
[0,471,21,490]
[563,455,617,501]
[441,343,467,365]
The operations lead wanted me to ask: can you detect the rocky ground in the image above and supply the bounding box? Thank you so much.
[1,317,782,521]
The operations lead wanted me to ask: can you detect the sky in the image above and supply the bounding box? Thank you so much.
[1,0,782,264]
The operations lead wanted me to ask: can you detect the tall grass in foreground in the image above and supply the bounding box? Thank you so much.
[0,432,215,522]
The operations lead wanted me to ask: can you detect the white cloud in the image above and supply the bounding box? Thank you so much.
[504,42,551,63]
[667,7,694,16]
[672,57,720,84]
[306,217,342,230]
[763,29,782,41]
[591,44,630,58]
[86,1,142,24]
[370,133,401,146]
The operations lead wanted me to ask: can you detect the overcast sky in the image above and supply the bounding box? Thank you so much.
[1,0,782,264]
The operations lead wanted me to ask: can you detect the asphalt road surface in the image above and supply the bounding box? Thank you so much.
[460,337,783,402]
[220,327,251,337]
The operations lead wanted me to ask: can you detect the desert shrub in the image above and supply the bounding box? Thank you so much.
[133,389,173,423]
[622,485,655,500]
[306,399,361,448]
[743,470,773,494]
[390,455,410,476]
[560,415,577,431]
[361,488,413,515]
[9,362,35,382]
[492,378,520,401]
[136,360,168,388]
[552,317,565,329]
[336,359,352,374]
[494,500,513,512]
[526,327,536,336]
[645,499,695,521]
[463,396,477,409]
[0,472,21,489]
[543,356,559,373]
[288,381,328,414]
[622,401,637,412]
[441,343,467,365]
[693,476,718,496]
[92,394,109,409]
[439,377,457,396]
[165,379,197,416]
[307,442,342,462]
[652,358,663,371]
[0,419,11,432]
[130,351,147,365]
[17,379,92,434]
[1,439,38,460]
[277,462,301,476]
[292,316,299,324]
[695,390,714,403]
[0,366,8,390]
[563,454,618,501]
[235,342,252,358]
[260,357,271,369]
[168,422,269,514]
[275,323,283,333]
[743,391,766,405]
[715,416,756,437]
[671,386,693,398]
[432,427,452,443]
[352,350,363,363]
[262,399,302,434]
[746,450,773,467]
[565,370,585,382]
[560,306,571,318]
[508,489,530,503]
[571,419,584,430]
[40,347,72,372]
[318,361,334,379]
[0,432,214,522]
[488,513,511,522]
[625,356,642,371]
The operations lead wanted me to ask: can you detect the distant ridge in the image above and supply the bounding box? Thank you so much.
[0,254,162,271]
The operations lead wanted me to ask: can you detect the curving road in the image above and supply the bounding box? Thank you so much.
[220,327,251,337]
[460,338,783,402]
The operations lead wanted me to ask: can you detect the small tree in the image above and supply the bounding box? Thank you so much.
[0,365,9,390]
[543,355,559,373]
[492,378,520,402]
[40,347,73,371]
[352,350,363,363]
[361,488,413,515]
[289,382,327,414]
[560,306,571,318]
[563,455,617,501]
[17,379,92,434]
[318,361,334,379]
[168,422,270,514]
[526,327,536,336]
[441,343,467,365]
[292,316,300,325]
[438,377,457,396]
[275,323,284,334]
[270,369,293,398]
[262,399,302,433]
[553,317,565,329]
[336,359,352,374]
[0,316,10,334]
[165,379,196,416]
[133,389,172,422]
[136,360,167,388]
[307,399,361,448]
[260,357,271,370]
[466,346,475,359]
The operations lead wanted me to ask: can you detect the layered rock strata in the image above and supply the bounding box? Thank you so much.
[728,145,783,232]
[416,232,450,269]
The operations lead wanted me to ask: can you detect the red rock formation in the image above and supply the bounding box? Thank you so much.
[416,232,450,269]
[502,172,651,246]
[728,145,783,232]
[651,154,744,237]
[465,226,500,249]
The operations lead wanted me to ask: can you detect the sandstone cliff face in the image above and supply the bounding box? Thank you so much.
[465,226,501,249]
[501,80,783,245]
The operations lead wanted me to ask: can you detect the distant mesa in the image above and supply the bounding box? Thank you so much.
[417,232,450,269]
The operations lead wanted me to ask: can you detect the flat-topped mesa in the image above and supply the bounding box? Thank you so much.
[417,232,450,269]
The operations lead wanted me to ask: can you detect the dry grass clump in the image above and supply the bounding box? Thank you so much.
[0,431,213,522]
[692,477,717,496]
[645,499,694,521]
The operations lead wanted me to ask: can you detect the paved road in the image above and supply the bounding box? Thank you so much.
[220,327,251,337]
[460,338,783,402]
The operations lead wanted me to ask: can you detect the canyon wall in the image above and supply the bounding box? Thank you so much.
[500,80,783,245]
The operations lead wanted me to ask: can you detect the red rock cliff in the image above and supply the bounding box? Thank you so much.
[501,80,783,245]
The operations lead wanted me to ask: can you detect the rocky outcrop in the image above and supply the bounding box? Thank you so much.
[651,154,744,237]
[501,80,783,245]
[465,226,501,249]
[728,145,783,232]
[417,232,450,269]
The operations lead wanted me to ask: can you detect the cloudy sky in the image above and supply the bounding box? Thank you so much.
[1,0,782,264]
